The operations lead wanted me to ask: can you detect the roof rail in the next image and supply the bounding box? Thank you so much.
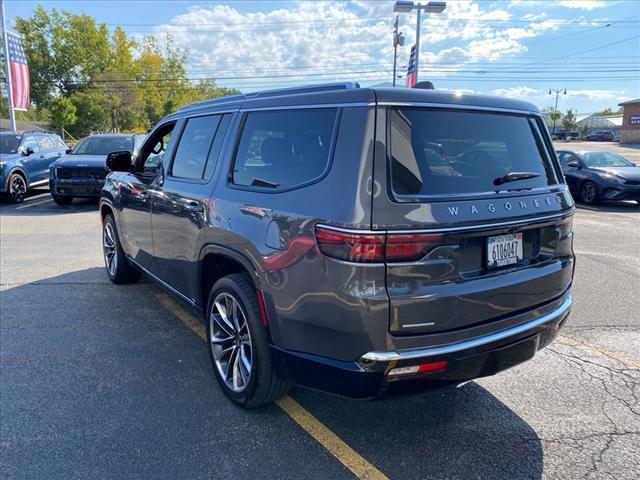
[177,82,360,113]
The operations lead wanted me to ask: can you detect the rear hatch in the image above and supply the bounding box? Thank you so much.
[374,106,575,335]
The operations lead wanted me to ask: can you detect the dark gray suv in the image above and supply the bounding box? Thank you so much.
[99,83,575,408]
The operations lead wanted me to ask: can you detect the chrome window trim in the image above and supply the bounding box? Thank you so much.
[377,101,539,116]
[360,296,573,362]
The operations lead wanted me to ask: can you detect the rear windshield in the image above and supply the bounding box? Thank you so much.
[389,108,559,198]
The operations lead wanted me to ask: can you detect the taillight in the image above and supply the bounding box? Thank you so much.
[315,226,441,263]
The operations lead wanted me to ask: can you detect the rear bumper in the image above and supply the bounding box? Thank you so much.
[271,295,572,399]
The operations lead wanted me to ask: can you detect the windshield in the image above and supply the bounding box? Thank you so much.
[72,136,134,155]
[0,134,21,154]
[582,152,634,167]
[389,108,559,198]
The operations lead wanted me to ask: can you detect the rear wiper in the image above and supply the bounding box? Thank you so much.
[493,171,541,186]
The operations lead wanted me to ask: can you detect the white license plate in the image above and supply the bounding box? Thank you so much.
[487,233,523,268]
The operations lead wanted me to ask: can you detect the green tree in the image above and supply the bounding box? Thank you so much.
[562,109,577,133]
[550,110,562,134]
[49,96,76,136]
[596,107,623,116]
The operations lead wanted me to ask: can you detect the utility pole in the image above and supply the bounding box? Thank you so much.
[392,16,404,87]
[0,0,16,131]
[549,88,567,136]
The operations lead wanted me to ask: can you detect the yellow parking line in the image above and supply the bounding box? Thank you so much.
[156,293,389,480]
[15,197,53,209]
[557,335,640,369]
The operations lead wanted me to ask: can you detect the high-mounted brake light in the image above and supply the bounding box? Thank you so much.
[315,226,441,263]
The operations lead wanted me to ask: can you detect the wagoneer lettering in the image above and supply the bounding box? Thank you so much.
[99,83,574,407]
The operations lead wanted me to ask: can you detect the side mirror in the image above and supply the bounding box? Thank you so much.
[65,148,72,154]
[22,146,34,156]
[566,160,581,169]
[106,150,132,172]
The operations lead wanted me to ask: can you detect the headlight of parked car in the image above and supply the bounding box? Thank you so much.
[0,161,7,175]
[601,174,625,184]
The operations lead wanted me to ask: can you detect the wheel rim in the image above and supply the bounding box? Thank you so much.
[582,183,596,203]
[9,175,26,200]
[103,222,118,277]
[209,292,252,393]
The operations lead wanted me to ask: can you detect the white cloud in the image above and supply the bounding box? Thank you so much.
[492,86,541,98]
[150,0,566,91]
[567,89,630,101]
[557,1,608,10]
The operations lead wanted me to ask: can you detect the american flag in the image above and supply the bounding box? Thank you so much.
[405,44,416,88]
[6,32,30,111]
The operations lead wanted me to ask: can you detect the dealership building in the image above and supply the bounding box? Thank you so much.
[618,98,640,144]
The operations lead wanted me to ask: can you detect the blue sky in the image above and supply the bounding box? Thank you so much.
[5,0,640,114]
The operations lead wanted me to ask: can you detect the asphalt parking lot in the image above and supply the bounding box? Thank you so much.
[1,189,638,479]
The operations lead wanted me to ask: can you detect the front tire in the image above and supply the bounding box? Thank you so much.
[579,181,599,205]
[52,194,73,205]
[6,173,27,204]
[102,214,140,284]
[206,274,289,408]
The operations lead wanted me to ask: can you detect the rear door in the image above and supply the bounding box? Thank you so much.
[150,113,232,300]
[19,135,42,184]
[372,106,575,335]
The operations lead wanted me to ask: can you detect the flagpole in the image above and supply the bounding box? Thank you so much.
[1,0,16,131]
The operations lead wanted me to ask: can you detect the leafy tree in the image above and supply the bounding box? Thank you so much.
[49,96,76,136]
[596,107,623,116]
[549,110,562,134]
[562,109,577,133]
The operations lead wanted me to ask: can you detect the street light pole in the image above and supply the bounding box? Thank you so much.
[392,16,404,86]
[393,1,446,86]
[1,0,16,131]
[549,88,567,136]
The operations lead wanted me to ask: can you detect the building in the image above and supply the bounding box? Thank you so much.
[618,98,640,144]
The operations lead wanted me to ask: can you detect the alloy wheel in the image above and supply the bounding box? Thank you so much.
[581,182,597,204]
[209,292,253,393]
[103,222,118,277]
[9,175,26,202]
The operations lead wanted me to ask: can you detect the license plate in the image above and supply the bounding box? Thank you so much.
[487,233,523,268]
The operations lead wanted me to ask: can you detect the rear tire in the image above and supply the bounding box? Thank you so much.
[579,181,599,205]
[6,173,27,204]
[206,273,289,408]
[52,194,73,205]
[102,214,140,284]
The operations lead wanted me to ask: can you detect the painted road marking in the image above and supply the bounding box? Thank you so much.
[156,293,389,480]
[558,335,640,369]
[15,197,54,209]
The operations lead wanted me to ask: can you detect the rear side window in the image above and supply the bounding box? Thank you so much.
[232,109,338,190]
[389,108,559,198]
[171,115,221,180]
[38,135,54,150]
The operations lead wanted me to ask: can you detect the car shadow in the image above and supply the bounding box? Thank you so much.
[0,189,99,216]
[575,200,639,213]
[1,267,543,479]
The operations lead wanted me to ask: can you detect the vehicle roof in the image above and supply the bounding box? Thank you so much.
[83,133,137,138]
[166,83,539,120]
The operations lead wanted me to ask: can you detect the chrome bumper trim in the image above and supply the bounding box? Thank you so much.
[360,297,572,362]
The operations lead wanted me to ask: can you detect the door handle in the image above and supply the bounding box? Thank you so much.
[134,191,150,200]
[184,201,203,212]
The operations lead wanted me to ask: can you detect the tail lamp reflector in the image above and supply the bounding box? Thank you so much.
[315,226,441,263]
[387,360,448,377]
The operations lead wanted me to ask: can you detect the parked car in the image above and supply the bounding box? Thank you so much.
[0,130,68,203]
[100,83,575,408]
[49,133,145,204]
[557,150,640,205]
[585,131,614,141]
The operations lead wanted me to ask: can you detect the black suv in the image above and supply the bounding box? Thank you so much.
[100,83,575,408]
[49,133,145,204]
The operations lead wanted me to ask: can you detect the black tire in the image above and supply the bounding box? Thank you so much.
[102,214,140,284]
[5,172,27,204]
[579,181,599,205]
[206,273,289,408]
[52,194,73,205]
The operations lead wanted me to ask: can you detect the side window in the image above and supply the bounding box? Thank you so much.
[559,153,575,165]
[21,136,40,153]
[53,136,67,149]
[38,135,55,150]
[171,115,221,180]
[232,109,338,190]
[136,123,176,175]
